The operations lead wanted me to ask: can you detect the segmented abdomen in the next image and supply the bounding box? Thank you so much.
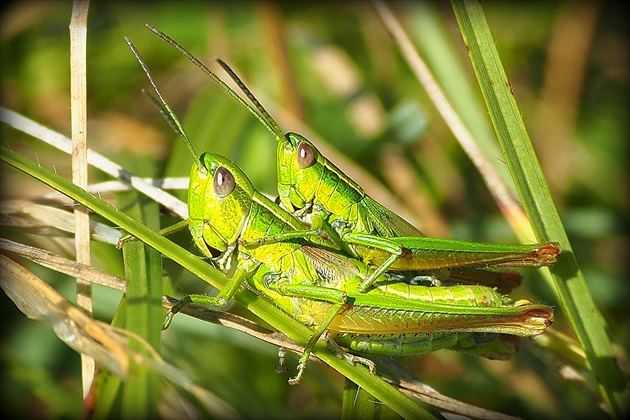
[369,283,507,307]
[333,331,520,359]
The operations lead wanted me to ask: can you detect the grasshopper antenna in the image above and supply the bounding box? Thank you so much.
[125,37,205,173]
[145,24,285,141]
[215,58,283,136]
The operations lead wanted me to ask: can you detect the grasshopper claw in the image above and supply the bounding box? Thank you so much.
[288,362,306,385]
[163,295,193,329]
[275,347,288,374]
[340,352,376,374]
[116,233,135,249]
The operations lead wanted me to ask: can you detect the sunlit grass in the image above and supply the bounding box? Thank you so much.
[1,1,627,418]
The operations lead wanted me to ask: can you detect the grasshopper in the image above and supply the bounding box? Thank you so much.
[174,149,553,384]
[127,33,553,384]
[143,25,560,294]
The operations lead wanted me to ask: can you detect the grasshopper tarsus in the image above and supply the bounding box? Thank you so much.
[116,233,135,249]
[328,337,377,373]
[163,295,192,329]
[535,242,562,264]
[162,313,174,330]
[288,360,307,385]
[275,347,288,374]
[163,294,232,330]
[343,351,377,374]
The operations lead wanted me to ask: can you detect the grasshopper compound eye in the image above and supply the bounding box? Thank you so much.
[213,166,236,197]
[297,142,316,168]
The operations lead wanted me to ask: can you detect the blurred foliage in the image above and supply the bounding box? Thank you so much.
[1,1,628,418]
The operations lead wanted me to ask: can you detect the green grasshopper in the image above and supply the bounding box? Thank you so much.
[181,151,553,384]
[176,149,553,384]
[127,34,553,384]
[143,25,561,294]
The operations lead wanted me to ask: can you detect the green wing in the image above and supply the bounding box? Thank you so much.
[362,196,424,238]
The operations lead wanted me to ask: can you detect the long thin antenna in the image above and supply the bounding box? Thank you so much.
[125,37,205,172]
[215,59,283,136]
[145,24,285,142]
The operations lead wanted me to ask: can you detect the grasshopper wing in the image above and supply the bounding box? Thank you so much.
[362,196,424,237]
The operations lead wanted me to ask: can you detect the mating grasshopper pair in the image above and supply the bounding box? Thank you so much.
[126,25,560,384]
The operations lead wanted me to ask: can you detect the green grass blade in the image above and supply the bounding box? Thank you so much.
[407,1,513,193]
[0,145,434,419]
[342,379,405,420]
[117,160,164,418]
[120,237,161,417]
[451,1,629,416]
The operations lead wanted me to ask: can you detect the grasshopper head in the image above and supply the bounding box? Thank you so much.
[277,132,325,213]
[188,152,254,259]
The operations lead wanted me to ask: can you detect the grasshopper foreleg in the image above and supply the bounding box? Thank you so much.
[292,202,313,219]
[239,228,326,247]
[163,293,227,329]
[311,211,355,257]
[164,266,250,328]
[214,243,237,271]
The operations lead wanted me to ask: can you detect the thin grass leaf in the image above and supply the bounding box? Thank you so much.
[117,167,164,418]
[0,238,125,291]
[69,1,93,398]
[342,379,402,420]
[3,3,625,417]
[451,1,629,416]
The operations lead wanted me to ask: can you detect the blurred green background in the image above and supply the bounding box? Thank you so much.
[1,1,628,418]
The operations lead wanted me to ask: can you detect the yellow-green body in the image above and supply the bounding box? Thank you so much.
[186,153,552,350]
[275,133,560,291]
